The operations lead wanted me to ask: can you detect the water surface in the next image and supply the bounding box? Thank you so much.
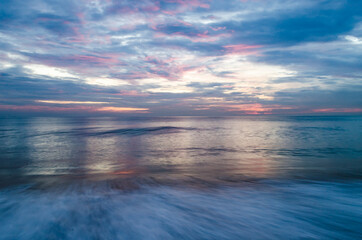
[0,116,361,239]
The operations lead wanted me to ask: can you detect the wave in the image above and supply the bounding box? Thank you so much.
[9,126,198,138]
[91,126,197,136]
[0,180,361,240]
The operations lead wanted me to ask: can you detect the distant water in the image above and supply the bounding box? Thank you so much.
[0,116,361,239]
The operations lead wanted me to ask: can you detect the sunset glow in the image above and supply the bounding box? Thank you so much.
[0,0,361,116]
[1,2,361,239]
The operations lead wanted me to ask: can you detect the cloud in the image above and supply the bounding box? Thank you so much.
[0,0,361,115]
[35,100,110,104]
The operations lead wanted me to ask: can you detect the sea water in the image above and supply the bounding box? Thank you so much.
[0,116,361,239]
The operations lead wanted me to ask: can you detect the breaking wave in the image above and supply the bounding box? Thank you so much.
[0,180,361,240]
[92,126,197,136]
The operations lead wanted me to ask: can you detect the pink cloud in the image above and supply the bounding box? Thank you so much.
[176,19,193,26]
[155,31,231,43]
[96,107,149,113]
[108,1,160,16]
[143,4,161,12]
[111,6,138,15]
[112,90,150,97]
[76,12,86,25]
[206,104,295,114]
[68,54,119,65]
[143,55,202,80]
[34,53,122,73]
[224,44,262,55]
[161,0,210,15]
[211,26,226,31]
[167,0,210,9]
[64,26,88,43]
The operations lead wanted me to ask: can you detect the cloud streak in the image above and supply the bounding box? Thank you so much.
[0,0,361,115]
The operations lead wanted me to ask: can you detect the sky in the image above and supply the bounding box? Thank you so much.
[0,0,361,116]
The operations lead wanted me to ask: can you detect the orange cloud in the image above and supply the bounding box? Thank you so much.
[206,103,295,114]
[0,105,149,113]
[96,107,149,112]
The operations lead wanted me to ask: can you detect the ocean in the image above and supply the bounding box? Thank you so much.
[0,116,361,239]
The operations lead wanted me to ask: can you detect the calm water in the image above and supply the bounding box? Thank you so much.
[0,116,361,239]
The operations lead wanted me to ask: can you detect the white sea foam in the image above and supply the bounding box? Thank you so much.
[0,181,361,240]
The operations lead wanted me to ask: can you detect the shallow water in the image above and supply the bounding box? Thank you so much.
[0,116,361,239]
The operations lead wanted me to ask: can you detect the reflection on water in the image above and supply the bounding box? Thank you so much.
[1,116,361,182]
[0,116,361,239]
